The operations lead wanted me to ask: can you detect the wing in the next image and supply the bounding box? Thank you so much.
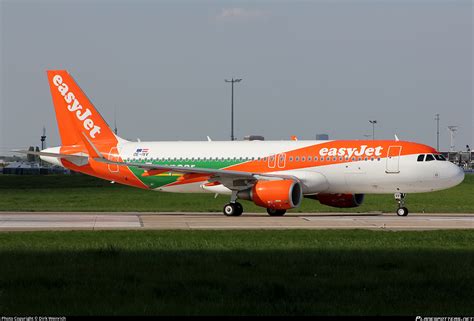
[94,157,298,191]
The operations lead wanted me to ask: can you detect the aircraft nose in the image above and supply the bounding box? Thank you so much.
[448,163,465,187]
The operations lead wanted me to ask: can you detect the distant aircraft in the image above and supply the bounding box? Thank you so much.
[19,71,465,216]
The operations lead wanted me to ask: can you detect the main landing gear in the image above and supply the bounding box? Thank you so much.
[222,191,288,217]
[223,191,244,216]
[394,192,409,216]
[223,202,243,216]
[223,203,287,217]
[266,208,287,216]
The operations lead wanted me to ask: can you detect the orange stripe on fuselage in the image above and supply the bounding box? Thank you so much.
[225,140,437,173]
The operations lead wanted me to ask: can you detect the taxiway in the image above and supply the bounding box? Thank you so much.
[0,212,473,231]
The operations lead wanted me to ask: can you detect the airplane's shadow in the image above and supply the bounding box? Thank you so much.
[141,212,384,218]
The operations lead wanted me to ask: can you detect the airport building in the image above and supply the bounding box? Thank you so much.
[1,161,70,175]
[442,150,474,172]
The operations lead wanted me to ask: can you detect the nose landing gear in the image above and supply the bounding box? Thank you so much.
[394,193,408,216]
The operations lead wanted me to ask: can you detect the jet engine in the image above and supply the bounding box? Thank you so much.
[237,180,302,209]
[308,193,365,208]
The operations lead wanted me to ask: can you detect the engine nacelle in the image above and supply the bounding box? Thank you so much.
[238,180,302,210]
[309,193,365,208]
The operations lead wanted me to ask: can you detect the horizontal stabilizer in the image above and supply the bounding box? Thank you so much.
[13,150,87,160]
[13,150,89,166]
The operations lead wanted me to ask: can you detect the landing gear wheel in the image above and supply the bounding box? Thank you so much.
[223,203,243,216]
[266,208,287,216]
[396,207,408,217]
[234,202,243,216]
[394,193,409,216]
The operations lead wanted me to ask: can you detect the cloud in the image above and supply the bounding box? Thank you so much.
[216,8,269,22]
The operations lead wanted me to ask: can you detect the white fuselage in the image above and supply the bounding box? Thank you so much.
[108,140,465,195]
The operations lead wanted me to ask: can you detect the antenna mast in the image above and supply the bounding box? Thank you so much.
[114,107,118,135]
[40,126,46,150]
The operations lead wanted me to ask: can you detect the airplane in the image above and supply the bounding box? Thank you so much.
[19,70,465,217]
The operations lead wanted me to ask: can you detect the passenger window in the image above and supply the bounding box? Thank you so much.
[425,154,435,161]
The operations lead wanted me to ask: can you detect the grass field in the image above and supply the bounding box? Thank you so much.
[0,229,473,315]
[1,174,473,213]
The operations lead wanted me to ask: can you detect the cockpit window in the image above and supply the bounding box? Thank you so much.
[425,154,435,161]
[417,155,425,162]
[434,154,446,161]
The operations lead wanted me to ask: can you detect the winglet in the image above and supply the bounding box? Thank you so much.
[394,134,400,141]
[81,132,105,159]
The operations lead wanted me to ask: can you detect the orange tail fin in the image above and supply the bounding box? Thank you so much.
[47,70,117,146]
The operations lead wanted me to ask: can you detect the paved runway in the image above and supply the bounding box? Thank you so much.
[0,212,473,231]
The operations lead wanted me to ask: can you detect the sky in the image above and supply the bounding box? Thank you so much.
[0,0,472,155]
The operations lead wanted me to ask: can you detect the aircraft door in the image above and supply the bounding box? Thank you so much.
[268,155,276,168]
[277,153,286,169]
[386,146,402,173]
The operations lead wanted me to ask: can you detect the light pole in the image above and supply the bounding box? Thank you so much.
[369,120,377,140]
[225,78,242,141]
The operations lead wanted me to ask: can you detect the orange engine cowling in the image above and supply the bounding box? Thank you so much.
[309,193,365,208]
[237,180,302,210]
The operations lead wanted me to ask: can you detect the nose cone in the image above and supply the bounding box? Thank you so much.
[445,163,465,188]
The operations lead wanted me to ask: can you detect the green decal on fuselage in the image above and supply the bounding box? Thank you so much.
[126,159,243,189]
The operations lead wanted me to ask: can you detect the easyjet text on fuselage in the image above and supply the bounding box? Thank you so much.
[319,145,383,158]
